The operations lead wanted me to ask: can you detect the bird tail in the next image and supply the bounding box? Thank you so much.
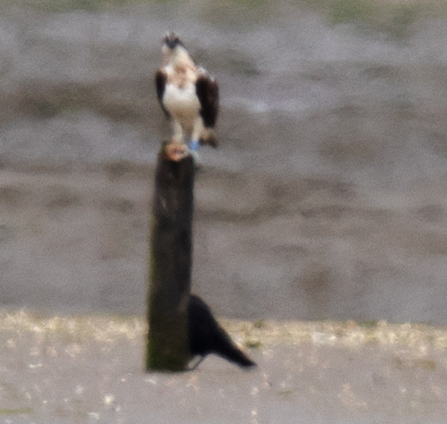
[213,327,257,368]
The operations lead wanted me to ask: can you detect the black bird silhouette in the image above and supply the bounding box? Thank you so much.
[188,295,256,369]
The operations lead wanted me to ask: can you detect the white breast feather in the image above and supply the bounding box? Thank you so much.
[163,82,200,130]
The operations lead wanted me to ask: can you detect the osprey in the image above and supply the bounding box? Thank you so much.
[155,32,219,154]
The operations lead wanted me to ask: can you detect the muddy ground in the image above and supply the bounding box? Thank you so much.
[2,2,447,322]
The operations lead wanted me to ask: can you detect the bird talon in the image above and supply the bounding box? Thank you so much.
[165,141,189,162]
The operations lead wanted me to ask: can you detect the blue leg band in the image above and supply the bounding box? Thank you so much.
[189,140,200,152]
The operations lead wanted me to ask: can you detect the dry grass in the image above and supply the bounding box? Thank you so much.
[1,309,446,422]
[2,309,447,354]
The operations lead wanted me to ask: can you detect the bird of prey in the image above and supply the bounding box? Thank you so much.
[155,32,219,155]
[188,294,257,369]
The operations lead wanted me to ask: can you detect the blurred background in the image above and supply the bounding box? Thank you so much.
[1,0,447,323]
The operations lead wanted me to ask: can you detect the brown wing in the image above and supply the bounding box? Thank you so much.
[155,69,170,118]
[196,75,219,128]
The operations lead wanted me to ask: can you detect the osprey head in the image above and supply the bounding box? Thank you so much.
[161,32,191,65]
[163,32,184,50]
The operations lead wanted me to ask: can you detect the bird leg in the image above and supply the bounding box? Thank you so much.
[189,117,204,152]
[171,121,185,144]
[189,139,200,152]
[188,140,201,167]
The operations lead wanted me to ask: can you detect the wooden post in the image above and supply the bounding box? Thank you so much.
[146,142,194,371]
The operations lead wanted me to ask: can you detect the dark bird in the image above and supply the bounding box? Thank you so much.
[188,294,256,369]
[155,32,219,155]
